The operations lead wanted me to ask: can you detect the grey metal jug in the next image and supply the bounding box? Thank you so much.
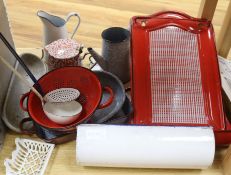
[88,27,130,83]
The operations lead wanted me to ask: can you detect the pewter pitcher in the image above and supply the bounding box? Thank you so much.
[88,27,130,83]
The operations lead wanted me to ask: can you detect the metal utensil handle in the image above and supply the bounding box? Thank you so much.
[0,33,44,96]
[0,55,44,102]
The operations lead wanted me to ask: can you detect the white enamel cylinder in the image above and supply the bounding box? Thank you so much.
[76,125,215,169]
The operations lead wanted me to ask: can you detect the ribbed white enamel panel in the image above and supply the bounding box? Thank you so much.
[149,26,207,124]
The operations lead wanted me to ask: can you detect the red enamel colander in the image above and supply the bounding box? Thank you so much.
[20,66,114,131]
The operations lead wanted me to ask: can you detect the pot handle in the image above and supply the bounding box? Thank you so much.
[43,132,76,144]
[81,52,97,70]
[150,11,193,19]
[98,86,114,109]
[20,92,30,112]
[19,117,36,135]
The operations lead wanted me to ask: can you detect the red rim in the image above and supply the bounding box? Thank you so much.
[27,66,102,130]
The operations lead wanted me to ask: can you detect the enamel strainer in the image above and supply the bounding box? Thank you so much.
[130,11,225,131]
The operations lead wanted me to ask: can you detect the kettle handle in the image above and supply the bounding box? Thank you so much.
[65,12,81,39]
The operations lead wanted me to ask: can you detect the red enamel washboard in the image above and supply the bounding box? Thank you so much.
[130,11,225,132]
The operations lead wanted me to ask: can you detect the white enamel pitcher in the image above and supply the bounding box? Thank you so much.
[37,10,81,46]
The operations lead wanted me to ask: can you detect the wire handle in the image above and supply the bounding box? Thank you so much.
[65,12,81,39]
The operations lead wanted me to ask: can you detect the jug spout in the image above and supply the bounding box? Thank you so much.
[87,48,107,70]
[37,10,66,27]
[37,10,68,46]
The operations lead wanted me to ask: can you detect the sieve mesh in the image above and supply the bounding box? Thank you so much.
[44,88,80,103]
[149,26,208,124]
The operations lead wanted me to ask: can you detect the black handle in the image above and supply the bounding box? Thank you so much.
[0,33,44,96]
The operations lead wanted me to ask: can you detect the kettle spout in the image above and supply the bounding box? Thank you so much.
[87,48,106,70]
